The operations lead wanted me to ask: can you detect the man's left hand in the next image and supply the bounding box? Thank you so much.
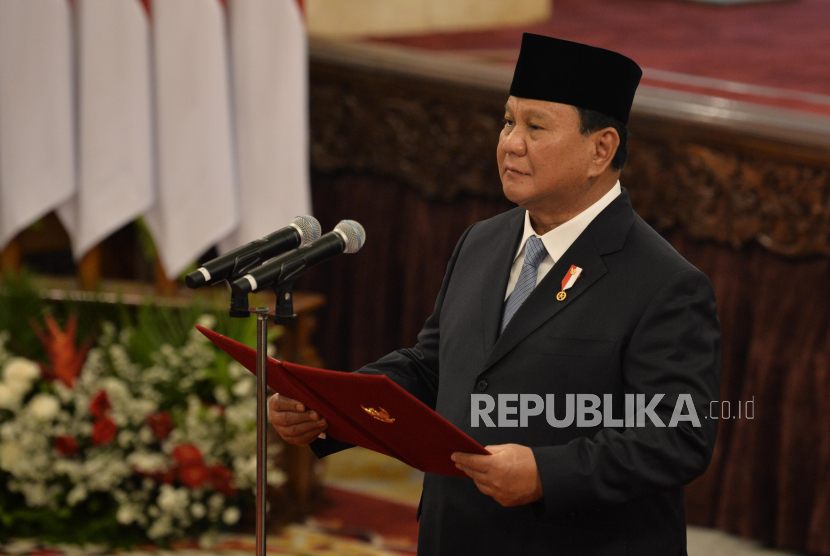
[452,444,543,507]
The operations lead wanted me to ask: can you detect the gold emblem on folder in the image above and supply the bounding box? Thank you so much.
[361,405,395,423]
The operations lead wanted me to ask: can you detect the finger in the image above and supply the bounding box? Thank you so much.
[455,462,490,484]
[280,419,328,438]
[288,424,328,446]
[270,409,322,428]
[452,452,490,473]
[270,393,305,412]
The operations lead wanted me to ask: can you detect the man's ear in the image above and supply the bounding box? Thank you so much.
[588,127,619,177]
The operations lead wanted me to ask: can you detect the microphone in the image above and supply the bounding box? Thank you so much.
[185,215,321,288]
[231,220,365,294]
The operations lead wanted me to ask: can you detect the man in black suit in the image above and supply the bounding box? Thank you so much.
[269,33,720,555]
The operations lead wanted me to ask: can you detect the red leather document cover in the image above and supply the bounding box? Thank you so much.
[196,325,488,477]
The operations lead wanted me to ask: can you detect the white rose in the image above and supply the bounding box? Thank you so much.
[28,394,61,421]
[222,506,240,525]
[0,383,21,410]
[2,358,40,394]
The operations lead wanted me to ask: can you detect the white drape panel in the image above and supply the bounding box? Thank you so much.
[145,0,238,279]
[220,0,311,253]
[0,0,75,250]
[57,0,155,260]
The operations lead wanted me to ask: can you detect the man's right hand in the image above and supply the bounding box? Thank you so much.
[268,393,328,446]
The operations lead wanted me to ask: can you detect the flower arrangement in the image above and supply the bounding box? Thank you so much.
[0,278,286,547]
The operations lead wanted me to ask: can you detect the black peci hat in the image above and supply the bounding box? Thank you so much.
[509,33,643,126]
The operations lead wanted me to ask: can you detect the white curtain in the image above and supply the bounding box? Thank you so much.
[57,0,155,261]
[220,0,312,253]
[144,0,238,279]
[0,0,75,250]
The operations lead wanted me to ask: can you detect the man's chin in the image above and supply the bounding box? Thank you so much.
[501,181,533,207]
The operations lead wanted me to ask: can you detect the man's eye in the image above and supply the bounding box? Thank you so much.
[529,125,543,131]
[503,118,514,127]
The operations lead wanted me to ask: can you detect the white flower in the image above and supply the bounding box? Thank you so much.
[28,393,61,421]
[147,515,173,539]
[138,426,155,444]
[222,506,240,525]
[118,430,135,447]
[0,441,23,471]
[127,452,168,474]
[190,502,207,519]
[20,482,50,507]
[53,382,73,403]
[227,362,246,380]
[2,357,40,394]
[231,378,253,398]
[0,383,21,410]
[208,493,224,511]
[116,504,136,525]
[157,484,189,515]
[67,485,88,506]
[196,314,217,330]
[267,468,286,487]
[198,531,217,549]
[213,386,230,405]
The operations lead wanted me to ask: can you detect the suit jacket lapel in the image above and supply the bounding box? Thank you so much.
[479,209,524,358]
[481,189,636,372]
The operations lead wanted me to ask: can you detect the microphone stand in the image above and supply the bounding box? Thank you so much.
[230,280,297,556]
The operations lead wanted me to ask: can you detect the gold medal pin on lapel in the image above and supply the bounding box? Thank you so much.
[361,405,395,423]
[558,265,583,302]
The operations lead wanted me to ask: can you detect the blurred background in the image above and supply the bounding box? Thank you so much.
[1,0,829,554]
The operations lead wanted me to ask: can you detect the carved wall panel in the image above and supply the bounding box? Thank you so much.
[310,59,830,258]
[624,139,830,257]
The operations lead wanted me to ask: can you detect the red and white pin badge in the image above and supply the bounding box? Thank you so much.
[557,265,583,301]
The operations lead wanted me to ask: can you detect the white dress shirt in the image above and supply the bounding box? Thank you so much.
[504,181,622,301]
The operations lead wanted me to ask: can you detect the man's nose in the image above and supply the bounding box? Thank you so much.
[501,127,527,156]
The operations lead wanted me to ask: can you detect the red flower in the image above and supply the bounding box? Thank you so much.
[89,390,111,418]
[91,416,118,446]
[209,464,237,496]
[172,443,203,467]
[54,435,79,457]
[179,463,210,489]
[147,411,174,440]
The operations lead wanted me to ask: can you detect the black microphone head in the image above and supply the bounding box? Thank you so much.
[291,215,322,247]
[334,220,366,253]
[185,268,209,289]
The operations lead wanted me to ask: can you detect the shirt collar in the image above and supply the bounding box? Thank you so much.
[513,180,622,264]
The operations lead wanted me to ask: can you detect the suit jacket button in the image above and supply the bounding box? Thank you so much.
[475,379,488,392]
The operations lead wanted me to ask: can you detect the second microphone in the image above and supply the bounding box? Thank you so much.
[231,220,366,294]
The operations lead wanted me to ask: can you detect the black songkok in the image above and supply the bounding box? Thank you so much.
[509,33,643,126]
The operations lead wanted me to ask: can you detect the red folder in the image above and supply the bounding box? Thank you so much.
[196,325,488,477]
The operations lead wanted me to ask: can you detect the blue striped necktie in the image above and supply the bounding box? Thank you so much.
[501,235,547,332]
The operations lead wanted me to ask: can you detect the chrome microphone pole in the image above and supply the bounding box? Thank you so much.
[255,308,269,556]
